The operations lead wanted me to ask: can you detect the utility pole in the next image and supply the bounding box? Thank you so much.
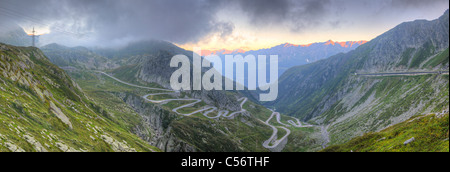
[31,27,36,47]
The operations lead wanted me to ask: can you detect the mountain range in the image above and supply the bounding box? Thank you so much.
[262,9,449,146]
[204,40,367,79]
[0,9,448,152]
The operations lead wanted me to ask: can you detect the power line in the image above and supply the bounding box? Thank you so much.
[0,9,74,37]
[0,6,90,39]
[31,27,37,47]
[0,7,82,37]
[0,1,71,32]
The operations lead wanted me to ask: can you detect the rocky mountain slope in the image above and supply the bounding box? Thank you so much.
[0,43,159,152]
[322,111,449,152]
[263,10,449,146]
[40,43,116,70]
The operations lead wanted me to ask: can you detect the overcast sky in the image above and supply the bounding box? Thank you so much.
[0,0,448,50]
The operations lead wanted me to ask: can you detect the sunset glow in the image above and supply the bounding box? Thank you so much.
[22,26,50,36]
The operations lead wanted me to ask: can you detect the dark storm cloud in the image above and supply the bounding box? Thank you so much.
[234,0,331,32]
[0,0,336,45]
[0,0,448,47]
[237,0,291,24]
[214,22,235,39]
[0,0,229,46]
[60,0,230,44]
[390,0,449,8]
[231,0,449,32]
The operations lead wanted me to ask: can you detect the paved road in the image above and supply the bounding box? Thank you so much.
[97,71,173,91]
[261,110,314,150]
[98,71,313,150]
[356,71,449,76]
[261,112,291,149]
[287,118,314,128]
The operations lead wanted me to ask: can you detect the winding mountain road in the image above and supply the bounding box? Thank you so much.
[98,71,172,91]
[98,71,250,119]
[260,110,316,150]
[97,71,313,151]
[287,118,314,128]
[261,112,291,149]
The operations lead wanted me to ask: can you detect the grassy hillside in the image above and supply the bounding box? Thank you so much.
[423,48,449,69]
[324,74,449,144]
[0,43,159,152]
[322,113,449,152]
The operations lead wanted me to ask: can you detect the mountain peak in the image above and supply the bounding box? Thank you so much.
[282,40,368,48]
[283,43,298,47]
[41,43,69,50]
[201,48,247,56]
[281,40,368,48]
[324,40,368,48]
[324,40,336,45]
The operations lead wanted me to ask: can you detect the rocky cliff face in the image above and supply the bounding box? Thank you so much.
[118,93,196,152]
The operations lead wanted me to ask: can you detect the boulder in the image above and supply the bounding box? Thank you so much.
[403,137,415,145]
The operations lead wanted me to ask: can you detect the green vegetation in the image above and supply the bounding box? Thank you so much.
[397,48,415,67]
[423,48,449,68]
[322,113,449,152]
[325,74,449,145]
[174,101,207,114]
[172,113,274,152]
[267,27,449,148]
[243,100,272,121]
[243,100,322,152]
[410,40,436,68]
[68,68,320,152]
[283,126,322,152]
[163,100,195,110]
[146,94,176,101]
[0,44,159,152]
